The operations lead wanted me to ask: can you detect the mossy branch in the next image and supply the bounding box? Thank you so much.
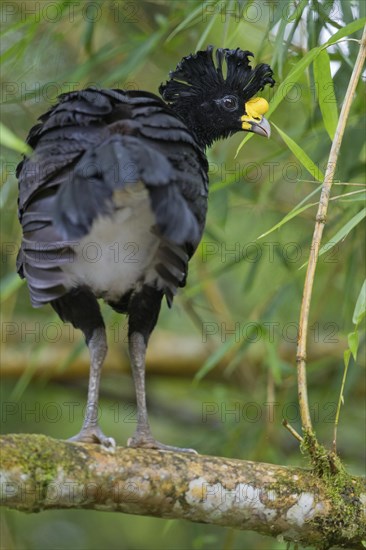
[1,434,365,549]
[296,24,366,434]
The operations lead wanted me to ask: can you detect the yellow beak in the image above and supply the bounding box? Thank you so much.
[241,97,271,138]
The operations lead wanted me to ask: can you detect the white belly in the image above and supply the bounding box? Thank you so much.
[61,187,162,301]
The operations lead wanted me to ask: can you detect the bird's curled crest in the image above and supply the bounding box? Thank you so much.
[159,45,275,105]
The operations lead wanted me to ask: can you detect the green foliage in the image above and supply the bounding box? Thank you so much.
[0,122,32,154]
[272,122,324,181]
[313,49,338,140]
[338,279,366,427]
[1,1,365,549]
[318,207,366,261]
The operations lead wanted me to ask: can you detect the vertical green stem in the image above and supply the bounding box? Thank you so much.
[296,25,366,434]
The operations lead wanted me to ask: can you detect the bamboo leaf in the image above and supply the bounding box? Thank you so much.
[166,2,206,42]
[104,28,166,86]
[270,12,288,75]
[353,279,366,325]
[298,208,366,270]
[318,208,366,258]
[336,190,366,203]
[325,17,366,46]
[194,337,237,382]
[235,131,253,157]
[347,331,358,362]
[312,0,342,30]
[257,184,323,239]
[82,18,95,55]
[265,340,283,384]
[257,201,318,239]
[195,9,217,51]
[0,123,32,155]
[287,0,309,22]
[268,46,322,116]
[0,274,24,302]
[313,49,338,140]
[272,122,324,181]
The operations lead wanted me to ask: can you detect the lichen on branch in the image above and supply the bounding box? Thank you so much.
[1,434,364,549]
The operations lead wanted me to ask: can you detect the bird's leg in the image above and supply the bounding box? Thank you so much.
[127,331,197,453]
[68,326,115,448]
[127,331,151,441]
[52,290,115,447]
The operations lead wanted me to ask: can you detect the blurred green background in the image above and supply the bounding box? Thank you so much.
[1,1,365,549]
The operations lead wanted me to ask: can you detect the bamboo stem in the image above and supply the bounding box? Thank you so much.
[282,419,303,443]
[296,25,366,433]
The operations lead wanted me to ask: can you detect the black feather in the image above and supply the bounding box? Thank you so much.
[160,45,275,107]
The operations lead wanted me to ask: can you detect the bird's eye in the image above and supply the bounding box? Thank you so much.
[222,96,238,111]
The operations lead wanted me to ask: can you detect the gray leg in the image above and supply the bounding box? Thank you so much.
[127,331,197,453]
[52,290,115,447]
[69,326,115,447]
[127,332,151,442]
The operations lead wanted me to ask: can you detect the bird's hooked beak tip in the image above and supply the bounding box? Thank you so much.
[250,117,271,138]
[240,115,271,138]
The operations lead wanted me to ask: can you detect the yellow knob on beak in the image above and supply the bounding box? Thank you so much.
[241,97,271,138]
[245,97,269,118]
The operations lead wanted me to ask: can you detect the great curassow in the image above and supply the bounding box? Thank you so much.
[17,46,275,451]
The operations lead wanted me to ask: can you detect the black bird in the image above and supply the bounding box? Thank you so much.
[17,46,274,451]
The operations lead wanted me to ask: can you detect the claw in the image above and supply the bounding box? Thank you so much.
[127,434,197,454]
[68,426,116,449]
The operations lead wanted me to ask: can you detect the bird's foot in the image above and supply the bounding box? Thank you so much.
[127,432,197,454]
[68,425,116,448]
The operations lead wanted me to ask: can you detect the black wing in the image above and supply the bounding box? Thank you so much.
[17,88,208,307]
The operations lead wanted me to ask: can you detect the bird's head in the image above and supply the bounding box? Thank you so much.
[159,46,275,148]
